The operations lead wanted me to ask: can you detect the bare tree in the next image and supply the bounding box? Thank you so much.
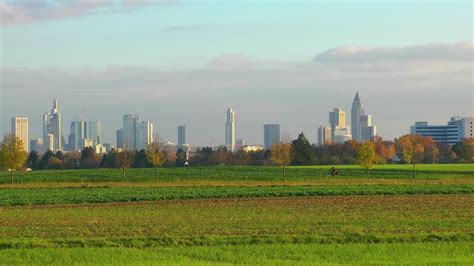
[271,142,292,181]
[0,135,28,184]
[117,149,135,178]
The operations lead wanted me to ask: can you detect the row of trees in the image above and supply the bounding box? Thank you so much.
[1,133,473,182]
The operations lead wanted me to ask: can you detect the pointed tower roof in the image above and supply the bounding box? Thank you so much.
[353,92,360,103]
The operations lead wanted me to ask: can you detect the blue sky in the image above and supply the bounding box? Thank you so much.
[1,1,473,146]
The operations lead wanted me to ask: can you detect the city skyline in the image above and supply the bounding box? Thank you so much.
[1,2,472,145]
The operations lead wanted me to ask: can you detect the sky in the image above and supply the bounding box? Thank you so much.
[1,0,473,146]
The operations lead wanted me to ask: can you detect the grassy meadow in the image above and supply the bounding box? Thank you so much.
[0,164,473,264]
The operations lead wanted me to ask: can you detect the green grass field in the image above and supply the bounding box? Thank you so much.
[0,164,473,265]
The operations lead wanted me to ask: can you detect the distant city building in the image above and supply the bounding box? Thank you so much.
[140,121,153,149]
[225,108,236,152]
[351,92,376,142]
[317,125,332,145]
[329,108,346,140]
[334,128,352,144]
[122,114,140,150]
[236,138,245,151]
[30,138,44,153]
[264,124,280,149]
[360,115,376,141]
[116,129,124,149]
[45,134,54,152]
[410,116,474,145]
[87,121,102,146]
[243,145,264,152]
[43,100,62,152]
[178,125,186,148]
[68,120,102,151]
[11,117,29,152]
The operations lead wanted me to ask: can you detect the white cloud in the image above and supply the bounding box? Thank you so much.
[314,42,473,63]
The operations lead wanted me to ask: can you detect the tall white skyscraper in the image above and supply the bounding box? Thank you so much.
[351,92,364,142]
[225,108,236,152]
[140,121,154,149]
[264,124,280,150]
[123,114,140,150]
[43,100,62,152]
[11,117,29,152]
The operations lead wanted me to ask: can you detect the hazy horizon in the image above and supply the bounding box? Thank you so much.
[1,1,473,146]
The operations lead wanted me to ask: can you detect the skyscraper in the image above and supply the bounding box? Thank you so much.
[225,108,236,152]
[264,124,280,150]
[178,125,186,148]
[317,125,331,145]
[11,117,29,152]
[329,107,349,141]
[86,121,102,146]
[69,120,86,151]
[43,100,62,152]
[116,129,124,148]
[351,92,364,142]
[351,93,377,142]
[140,121,154,149]
[123,114,140,150]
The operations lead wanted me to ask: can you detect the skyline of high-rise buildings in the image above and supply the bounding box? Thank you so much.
[5,96,473,154]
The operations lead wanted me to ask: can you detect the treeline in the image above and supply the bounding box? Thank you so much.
[22,133,474,171]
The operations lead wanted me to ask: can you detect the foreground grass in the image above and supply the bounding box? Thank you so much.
[1,242,473,265]
[1,164,473,184]
[1,184,473,206]
[1,195,472,244]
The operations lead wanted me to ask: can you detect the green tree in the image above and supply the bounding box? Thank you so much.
[356,141,377,176]
[291,133,315,165]
[146,142,166,180]
[399,135,424,179]
[28,150,40,170]
[451,139,474,162]
[0,135,28,183]
[271,142,292,181]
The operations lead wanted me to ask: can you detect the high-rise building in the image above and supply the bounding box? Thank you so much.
[236,138,245,151]
[86,121,102,146]
[351,93,364,142]
[69,120,86,151]
[351,93,376,142]
[30,138,44,153]
[329,108,346,140]
[140,121,154,149]
[116,129,124,149]
[410,116,473,145]
[43,100,62,152]
[264,124,280,149]
[11,117,29,152]
[360,115,377,141]
[45,134,54,151]
[225,108,236,152]
[123,114,140,150]
[317,125,332,145]
[178,125,186,148]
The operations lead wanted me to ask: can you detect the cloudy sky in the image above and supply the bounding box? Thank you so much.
[1,0,473,146]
